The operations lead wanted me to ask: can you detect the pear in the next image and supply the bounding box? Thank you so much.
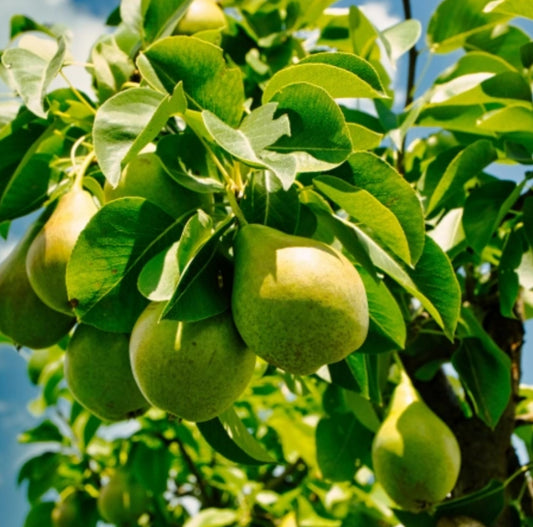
[0,217,74,349]
[231,224,369,375]
[103,153,211,219]
[97,470,150,525]
[371,371,461,512]
[26,186,98,315]
[64,324,150,421]
[129,302,256,422]
[51,493,83,527]
[175,0,226,35]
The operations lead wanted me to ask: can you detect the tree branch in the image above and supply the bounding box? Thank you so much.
[401,0,418,109]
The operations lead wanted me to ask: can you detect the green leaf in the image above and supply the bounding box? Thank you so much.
[262,51,387,102]
[381,19,422,62]
[436,480,505,526]
[499,228,524,318]
[347,152,425,264]
[357,267,406,353]
[2,35,66,118]
[130,440,173,495]
[523,197,533,250]
[143,0,193,43]
[197,407,275,465]
[23,501,54,527]
[240,171,301,234]
[462,179,521,254]
[139,36,245,126]
[184,508,238,527]
[477,105,533,133]
[67,197,183,332]
[316,413,373,481]
[360,228,461,339]
[345,353,385,403]
[484,0,533,19]
[270,83,353,172]
[426,140,498,217]
[0,124,66,222]
[427,0,509,53]
[202,104,296,188]
[18,451,63,503]
[314,176,412,265]
[427,71,531,107]
[137,241,180,301]
[93,84,187,186]
[18,420,63,444]
[163,216,234,321]
[454,307,512,429]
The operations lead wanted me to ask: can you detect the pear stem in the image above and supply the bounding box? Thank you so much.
[201,138,248,226]
[59,71,96,115]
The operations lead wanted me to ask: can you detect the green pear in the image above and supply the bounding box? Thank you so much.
[64,324,150,421]
[174,0,226,35]
[103,153,211,219]
[51,493,83,527]
[0,217,74,349]
[129,303,256,422]
[97,470,150,525]
[26,186,98,314]
[231,224,369,375]
[371,371,461,512]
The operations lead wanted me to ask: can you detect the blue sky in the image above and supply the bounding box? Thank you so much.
[0,1,532,526]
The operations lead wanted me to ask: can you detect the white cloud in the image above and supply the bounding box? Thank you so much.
[358,1,402,31]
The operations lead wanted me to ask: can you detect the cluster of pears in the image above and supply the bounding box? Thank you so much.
[372,370,461,512]
[0,149,370,426]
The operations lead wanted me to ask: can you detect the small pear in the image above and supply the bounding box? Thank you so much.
[64,324,150,421]
[103,153,211,219]
[175,0,226,35]
[26,186,98,314]
[129,303,256,422]
[0,218,74,349]
[371,371,461,512]
[97,470,150,525]
[51,493,83,527]
[231,224,369,375]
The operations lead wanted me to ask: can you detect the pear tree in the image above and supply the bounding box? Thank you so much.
[1,0,533,526]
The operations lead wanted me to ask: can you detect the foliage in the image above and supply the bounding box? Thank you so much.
[1,0,533,525]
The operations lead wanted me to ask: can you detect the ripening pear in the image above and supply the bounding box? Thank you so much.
[174,0,226,35]
[97,470,150,526]
[129,303,256,422]
[64,324,150,421]
[0,217,74,349]
[26,186,98,315]
[231,224,369,375]
[51,493,83,527]
[103,153,211,219]
[371,371,461,512]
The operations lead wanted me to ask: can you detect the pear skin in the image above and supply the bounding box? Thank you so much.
[371,371,461,512]
[129,303,256,422]
[231,224,369,375]
[103,153,211,219]
[0,218,74,349]
[26,186,98,314]
[175,0,226,34]
[97,470,150,525]
[64,324,149,421]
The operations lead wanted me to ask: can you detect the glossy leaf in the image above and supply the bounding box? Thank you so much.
[427,0,509,53]
[346,152,425,264]
[454,308,512,429]
[93,84,187,186]
[426,140,498,216]
[484,0,533,20]
[269,83,353,173]
[314,176,412,265]
[2,35,66,118]
[381,19,422,62]
[67,198,182,332]
[316,413,373,481]
[262,51,387,102]
[139,36,245,126]
[197,407,275,465]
